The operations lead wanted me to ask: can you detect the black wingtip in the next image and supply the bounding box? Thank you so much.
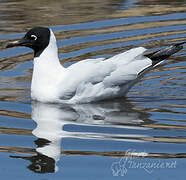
[173,41,186,47]
[145,41,185,66]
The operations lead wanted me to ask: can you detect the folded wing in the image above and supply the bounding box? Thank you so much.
[59,47,152,101]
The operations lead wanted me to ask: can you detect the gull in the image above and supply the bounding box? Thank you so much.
[6,27,185,103]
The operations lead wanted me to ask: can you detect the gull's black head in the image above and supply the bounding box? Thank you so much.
[6,27,50,57]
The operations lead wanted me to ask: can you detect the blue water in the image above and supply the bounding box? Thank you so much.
[0,0,186,179]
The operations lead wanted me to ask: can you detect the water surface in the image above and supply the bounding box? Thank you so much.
[0,0,186,179]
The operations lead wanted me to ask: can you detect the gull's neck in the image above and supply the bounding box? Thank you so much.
[31,30,65,102]
[33,29,64,70]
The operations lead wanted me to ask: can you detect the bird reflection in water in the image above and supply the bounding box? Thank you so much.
[10,99,151,173]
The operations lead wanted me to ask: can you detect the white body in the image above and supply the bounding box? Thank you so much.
[31,29,152,104]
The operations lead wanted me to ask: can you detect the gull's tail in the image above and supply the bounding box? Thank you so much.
[145,42,186,66]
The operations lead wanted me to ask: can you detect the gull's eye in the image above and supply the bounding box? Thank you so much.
[30,35,37,41]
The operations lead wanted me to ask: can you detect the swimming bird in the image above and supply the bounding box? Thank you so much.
[5,27,185,103]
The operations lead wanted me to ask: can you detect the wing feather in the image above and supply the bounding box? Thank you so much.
[59,47,152,100]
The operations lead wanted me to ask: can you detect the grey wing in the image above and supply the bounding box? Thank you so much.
[59,48,152,100]
[59,58,116,100]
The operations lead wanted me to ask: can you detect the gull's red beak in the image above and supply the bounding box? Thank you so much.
[5,38,30,48]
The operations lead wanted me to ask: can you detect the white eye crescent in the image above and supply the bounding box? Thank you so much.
[31,35,37,40]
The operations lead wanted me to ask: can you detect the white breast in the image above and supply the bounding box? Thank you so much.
[31,30,66,102]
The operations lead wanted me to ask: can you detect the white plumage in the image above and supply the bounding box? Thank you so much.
[31,29,153,103]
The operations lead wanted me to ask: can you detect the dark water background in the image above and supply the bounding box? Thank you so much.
[0,0,186,179]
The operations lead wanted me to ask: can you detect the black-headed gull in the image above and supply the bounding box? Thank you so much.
[6,27,185,103]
